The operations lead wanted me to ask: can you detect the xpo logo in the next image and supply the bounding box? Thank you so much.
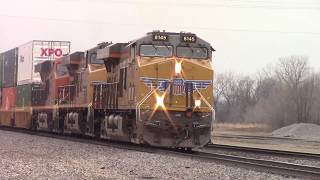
[40,48,63,57]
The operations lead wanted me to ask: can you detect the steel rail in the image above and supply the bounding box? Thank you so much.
[187,151,320,179]
[214,134,320,143]
[206,143,320,161]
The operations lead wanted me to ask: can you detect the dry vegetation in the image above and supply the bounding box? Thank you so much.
[215,56,320,129]
[213,123,272,134]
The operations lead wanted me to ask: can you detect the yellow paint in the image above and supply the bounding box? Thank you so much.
[86,64,107,103]
[137,57,214,112]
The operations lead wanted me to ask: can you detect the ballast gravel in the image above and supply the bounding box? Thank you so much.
[202,148,320,167]
[272,123,320,141]
[0,130,298,180]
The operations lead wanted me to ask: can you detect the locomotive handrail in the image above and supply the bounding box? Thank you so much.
[136,86,160,122]
[137,57,173,67]
[194,87,216,142]
[91,81,118,85]
[58,84,76,88]
[194,87,214,112]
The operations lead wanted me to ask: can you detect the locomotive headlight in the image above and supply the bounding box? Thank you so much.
[195,99,201,108]
[175,62,182,74]
[156,95,165,108]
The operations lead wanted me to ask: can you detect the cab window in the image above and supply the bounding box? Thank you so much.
[177,46,208,59]
[140,45,173,57]
[90,53,104,64]
[56,63,68,77]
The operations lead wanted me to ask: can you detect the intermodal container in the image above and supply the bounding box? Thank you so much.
[0,88,2,106]
[2,48,18,87]
[16,83,44,107]
[0,53,3,88]
[1,87,17,110]
[18,40,70,85]
[16,84,32,107]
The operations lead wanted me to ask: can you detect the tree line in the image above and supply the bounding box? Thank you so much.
[215,56,320,129]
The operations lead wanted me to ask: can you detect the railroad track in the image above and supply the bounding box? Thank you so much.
[214,134,320,143]
[1,127,320,179]
[181,151,320,179]
[206,143,320,161]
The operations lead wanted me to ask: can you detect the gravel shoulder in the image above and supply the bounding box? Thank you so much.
[213,128,320,155]
[211,126,320,168]
[212,134,320,154]
[201,147,320,167]
[0,130,297,180]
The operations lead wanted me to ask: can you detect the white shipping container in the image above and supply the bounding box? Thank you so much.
[18,40,70,85]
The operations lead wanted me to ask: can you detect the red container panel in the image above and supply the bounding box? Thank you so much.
[55,76,71,98]
[0,87,16,127]
[1,87,17,110]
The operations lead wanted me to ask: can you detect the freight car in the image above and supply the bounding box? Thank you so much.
[0,31,215,149]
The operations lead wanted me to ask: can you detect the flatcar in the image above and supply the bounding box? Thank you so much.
[0,31,215,149]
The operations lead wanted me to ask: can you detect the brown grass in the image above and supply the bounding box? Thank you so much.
[213,123,272,133]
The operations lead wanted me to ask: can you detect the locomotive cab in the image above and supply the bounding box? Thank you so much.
[134,31,215,148]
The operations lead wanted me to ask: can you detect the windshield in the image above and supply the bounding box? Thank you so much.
[90,53,104,64]
[140,45,173,57]
[177,46,208,59]
[56,63,68,77]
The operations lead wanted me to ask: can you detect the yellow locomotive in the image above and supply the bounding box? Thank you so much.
[0,31,214,149]
[91,31,215,148]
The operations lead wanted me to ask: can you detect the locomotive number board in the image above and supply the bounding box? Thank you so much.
[181,34,197,43]
[153,34,169,41]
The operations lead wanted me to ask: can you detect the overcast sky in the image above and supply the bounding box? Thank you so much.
[1,0,320,74]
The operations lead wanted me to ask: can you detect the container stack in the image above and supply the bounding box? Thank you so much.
[0,40,70,128]
[17,41,70,107]
[0,48,18,126]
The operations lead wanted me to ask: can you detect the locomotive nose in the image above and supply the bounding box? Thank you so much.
[175,61,182,74]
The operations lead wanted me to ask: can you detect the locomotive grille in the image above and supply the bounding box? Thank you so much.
[141,77,212,95]
[173,84,185,95]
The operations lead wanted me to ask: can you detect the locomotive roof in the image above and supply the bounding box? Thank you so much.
[146,31,196,35]
[131,31,213,49]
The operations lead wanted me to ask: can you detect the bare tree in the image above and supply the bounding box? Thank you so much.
[276,56,309,88]
[214,72,237,122]
[308,73,320,124]
[275,56,311,124]
[215,73,256,122]
[216,55,320,128]
[214,73,229,110]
